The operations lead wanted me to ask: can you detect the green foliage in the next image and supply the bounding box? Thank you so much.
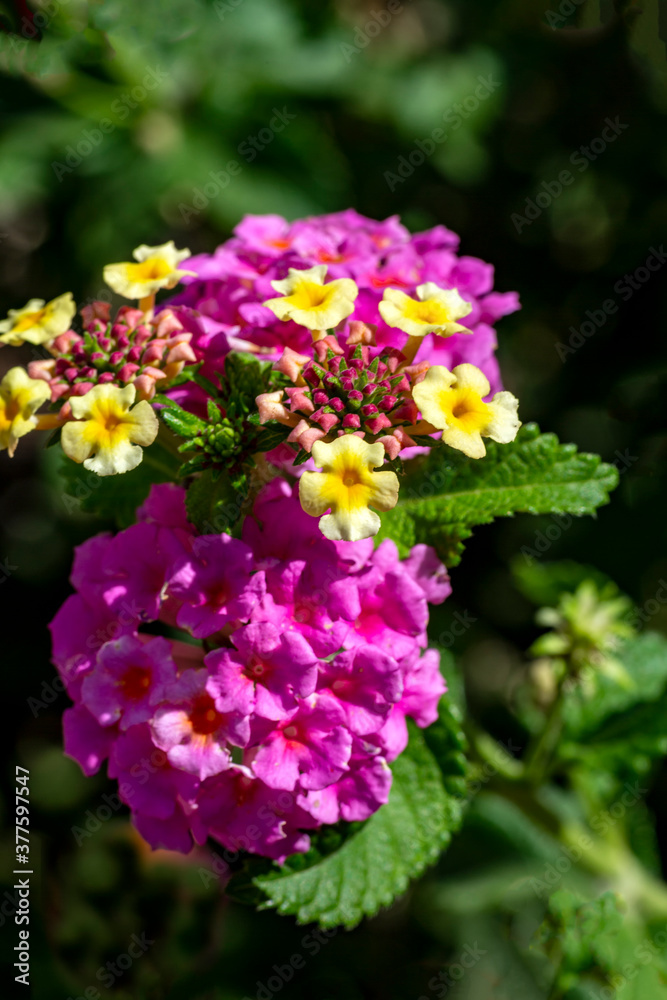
[533,890,625,993]
[184,466,249,536]
[58,438,180,528]
[229,719,466,929]
[376,424,618,565]
[512,559,617,610]
[157,353,288,485]
[561,632,667,743]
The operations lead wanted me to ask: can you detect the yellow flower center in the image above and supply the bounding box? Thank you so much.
[12,309,46,333]
[83,398,133,448]
[319,459,374,511]
[125,258,174,282]
[0,388,34,429]
[439,387,491,433]
[285,280,335,312]
[403,297,452,326]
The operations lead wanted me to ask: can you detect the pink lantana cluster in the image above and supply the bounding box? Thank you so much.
[27,302,198,406]
[51,481,450,862]
[170,210,520,413]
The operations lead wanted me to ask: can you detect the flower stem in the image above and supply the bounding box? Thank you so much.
[522,677,568,785]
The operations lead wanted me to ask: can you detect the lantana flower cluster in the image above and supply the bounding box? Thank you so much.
[1,212,524,862]
[51,481,450,861]
[172,210,520,385]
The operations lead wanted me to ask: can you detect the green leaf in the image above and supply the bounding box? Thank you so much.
[233,722,464,929]
[376,424,618,565]
[562,632,667,742]
[159,405,207,439]
[511,558,617,609]
[185,468,248,535]
[59,440,179,528]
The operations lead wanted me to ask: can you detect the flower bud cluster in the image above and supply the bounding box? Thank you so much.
[28,302,197,405]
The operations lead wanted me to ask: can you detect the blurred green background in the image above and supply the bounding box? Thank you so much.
[1,0,666,997]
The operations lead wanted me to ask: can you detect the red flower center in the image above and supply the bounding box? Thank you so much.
[119,666,152,700]
[189,694,222,736]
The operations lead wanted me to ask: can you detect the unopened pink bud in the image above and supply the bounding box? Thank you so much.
[313,335,344,363]
[155,311,184,338]
[329,396,344,412]
[80,301,111,327]
[378,395,398,411]
[376,434,401,460]
[97,372,115,384]
[285,386,315,415]
[361,403,379,417]
[345,320,376,346]
[166,342,197,365]
[28,359,55,380]
[317,412,339,433]
[366,414,392,434]
[117,306,144,328]
[133,374,155,400]
[118,363,140,382]
[256,390,289,423]
[274,347,311,383]
[287,419,326,453]
[52,331,81,354]
[342,413,361,429]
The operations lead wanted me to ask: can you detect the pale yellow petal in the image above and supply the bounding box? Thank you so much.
[442,425,486,459]
[412,366,456,428]
[319,506,381,542]
[486,391,521,444]
[299,470,334,517]
[270,265,328,296]
[84,438,143,476]
[61,421,94,464]
[125,399,159,446]
[368,469,400,511]
[451,364,490,397]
